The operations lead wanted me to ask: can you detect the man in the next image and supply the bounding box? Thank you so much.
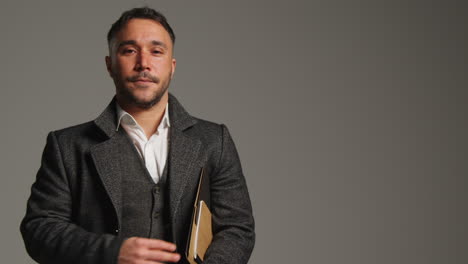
[20,7,255,264]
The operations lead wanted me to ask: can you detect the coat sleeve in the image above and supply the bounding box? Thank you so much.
[20,131,124,264]
[203,125,256,264]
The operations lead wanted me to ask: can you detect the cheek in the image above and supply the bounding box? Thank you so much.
[113,65,130,79]
[151,57,171,69]
[114,57,135,71]
[159,61,174,74]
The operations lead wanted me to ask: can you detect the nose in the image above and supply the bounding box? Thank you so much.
[135,51,151,72]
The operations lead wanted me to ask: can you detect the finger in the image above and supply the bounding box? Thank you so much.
[134,238,177,252]
[144,249,181,263]
[140,260,174,264]
[139,261,167,264]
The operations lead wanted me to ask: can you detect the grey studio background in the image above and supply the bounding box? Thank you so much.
[1,0,467,263]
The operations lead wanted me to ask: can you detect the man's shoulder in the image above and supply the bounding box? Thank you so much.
[53,120,99,137]
[193,117,223,132]
[50,120,105,149]
[188,116,232,148]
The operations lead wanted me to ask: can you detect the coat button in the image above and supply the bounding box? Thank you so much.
[153,186,160,194]
[115,229,119,234]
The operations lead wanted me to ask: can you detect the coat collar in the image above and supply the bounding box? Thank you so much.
[93,93,198,138]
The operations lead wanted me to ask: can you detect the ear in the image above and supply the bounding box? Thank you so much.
[171,58,176,78]
[105,56,113,77]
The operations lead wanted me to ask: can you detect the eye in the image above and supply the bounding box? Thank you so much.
[152,50,163,55]
[123,49,136,54]
[119,47,137,55]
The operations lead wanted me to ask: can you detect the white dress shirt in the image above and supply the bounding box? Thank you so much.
[116,103,170,184]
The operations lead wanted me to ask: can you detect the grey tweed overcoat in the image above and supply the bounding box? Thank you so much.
[20,93,255,264]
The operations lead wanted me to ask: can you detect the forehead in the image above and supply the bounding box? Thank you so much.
[114,18,173,48]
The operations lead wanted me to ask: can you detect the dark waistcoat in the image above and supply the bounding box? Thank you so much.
[120,159,170,241]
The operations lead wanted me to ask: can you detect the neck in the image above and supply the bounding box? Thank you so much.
[117,92,169,139]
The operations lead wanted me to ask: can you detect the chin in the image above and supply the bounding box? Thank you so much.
[133,91,167,109]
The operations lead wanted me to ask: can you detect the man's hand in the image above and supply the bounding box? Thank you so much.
[118,237,181,264]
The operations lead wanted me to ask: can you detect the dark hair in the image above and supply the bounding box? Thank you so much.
[107,7,175,47]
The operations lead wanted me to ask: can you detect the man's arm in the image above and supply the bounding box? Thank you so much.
[204,125,255,264]
[20,132,124,264]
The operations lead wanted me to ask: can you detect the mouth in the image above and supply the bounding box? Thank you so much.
[133,79,154,83]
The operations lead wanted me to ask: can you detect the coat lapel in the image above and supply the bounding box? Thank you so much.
[167,128,202,220]
[89,98,128,228]
[166,94,204,234]
[89,130,130,226]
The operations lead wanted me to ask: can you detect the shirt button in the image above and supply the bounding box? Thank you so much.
[115,229,119,234]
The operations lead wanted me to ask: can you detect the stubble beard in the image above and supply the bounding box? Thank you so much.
[116,72,172,109]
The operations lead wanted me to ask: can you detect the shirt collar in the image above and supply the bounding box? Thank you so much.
[115,102,171,131]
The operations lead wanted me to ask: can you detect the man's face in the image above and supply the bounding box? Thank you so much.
[106,18,176,109]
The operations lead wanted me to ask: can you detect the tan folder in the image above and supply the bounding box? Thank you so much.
[186,168,212,264]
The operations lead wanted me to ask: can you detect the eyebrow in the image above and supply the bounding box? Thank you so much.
[151,40,167,49]
[117,40,136,48]
[117,40,168,49]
